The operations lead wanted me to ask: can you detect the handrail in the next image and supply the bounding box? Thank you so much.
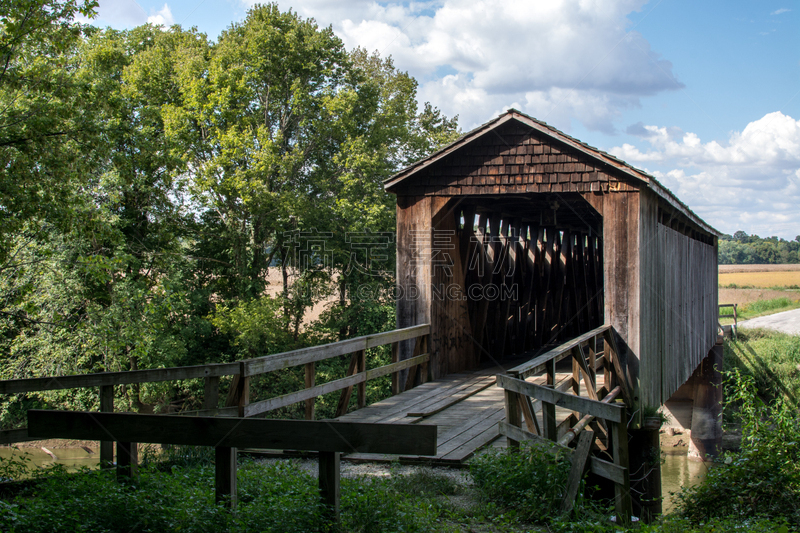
[508,324,610,379]
[0,363,242,395]
[242,324,429,376]
[0,324,432,446]
[0,324,430,395]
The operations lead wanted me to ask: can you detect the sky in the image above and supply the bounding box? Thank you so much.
[80,0,800,239]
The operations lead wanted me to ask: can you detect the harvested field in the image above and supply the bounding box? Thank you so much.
[719,288,800,306]
[719,271,800,288]
[719,264,800,274]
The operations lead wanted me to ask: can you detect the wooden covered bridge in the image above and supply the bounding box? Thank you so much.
[0,110,722,520]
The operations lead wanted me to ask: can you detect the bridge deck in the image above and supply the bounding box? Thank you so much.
[338,365,601,465]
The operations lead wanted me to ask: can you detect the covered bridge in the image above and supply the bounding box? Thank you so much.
[387,109,720,416]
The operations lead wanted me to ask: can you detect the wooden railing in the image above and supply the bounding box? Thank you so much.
[718,303,738,339]
[498,324,633,524]
[28,410,436,519]
[0,324,431,461]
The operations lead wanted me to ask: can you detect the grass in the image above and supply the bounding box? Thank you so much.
[719,296,800,325]
[0,448,792,533]
[724,328,800,407]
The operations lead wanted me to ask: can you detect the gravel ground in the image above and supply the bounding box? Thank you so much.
[255,456,473,485]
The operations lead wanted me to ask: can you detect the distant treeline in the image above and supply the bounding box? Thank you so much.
[719,232,800,264]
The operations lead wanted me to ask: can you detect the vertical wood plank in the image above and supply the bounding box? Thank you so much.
[319,451,341,521]
[203,376,220,411]
[611,410,632,525]
[543,359,557,440]
[504,389,521,450]
[356,350,366,409]
[390,342,400,395]
[116,441,137,480]
[305,363,315,420]
[215,446,237,508]
[99,385,114,468]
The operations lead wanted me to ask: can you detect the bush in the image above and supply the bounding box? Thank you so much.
[676,370,800,526]
[469,442,572,523]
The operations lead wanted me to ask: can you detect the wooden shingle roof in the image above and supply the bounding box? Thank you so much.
[385,109,719,236]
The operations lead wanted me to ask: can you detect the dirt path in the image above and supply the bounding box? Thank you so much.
[738,308,800,336]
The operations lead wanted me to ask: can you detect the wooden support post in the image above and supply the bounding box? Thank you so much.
[99,385,114,468]
[238,376,250,418]
[543,359,557,440]
[391,342,400,396]
[504,388,521,450]
[116,441,137,480]
[392,342,400,396]
[423,334,433,383]
[356,350,366,409]
[305,363,316,420]
[561,429,594,513]
[610,410,632,525]
[215,446,237,508]
[319,451,341,520]
[203,376,220,411]
[335,352,359,417]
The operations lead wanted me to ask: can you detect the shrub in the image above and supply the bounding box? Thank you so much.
[469,442,572,523]
[676,370,800,526]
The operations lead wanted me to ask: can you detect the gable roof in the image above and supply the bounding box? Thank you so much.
[385,109,719,236]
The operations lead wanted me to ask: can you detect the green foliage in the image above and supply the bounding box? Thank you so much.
[736,297,800,319]
[719,232,800,264]
[469,442,573,523]
[676,370,800,526]
[724,328,800,406]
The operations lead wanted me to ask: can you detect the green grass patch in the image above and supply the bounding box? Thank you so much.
[724,328,800,407]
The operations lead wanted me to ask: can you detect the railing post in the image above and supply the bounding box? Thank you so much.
[543,359,557,440]
[203,376,220,411]
[423,333,433,383]
[99,385,114,468]
[305,362,316,420]
[610,408,632,525]
[116,440,137,480]
[503,387,521,450]
[319,451,341,521]
[356,350,366,409]
[391,341,400,395]
[215,446,237,508]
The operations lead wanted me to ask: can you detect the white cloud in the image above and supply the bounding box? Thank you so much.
[771,8,791,15]
[147,4,174,27]
[267,0,683,132]
[612,112,800,237]
[75,0,174,29]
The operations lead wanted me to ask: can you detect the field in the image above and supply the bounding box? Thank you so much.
[719,264,800,289]
[718,265,800,322]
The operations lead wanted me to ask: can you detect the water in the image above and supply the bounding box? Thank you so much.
[660,449,710,513]
[0,446,99,475]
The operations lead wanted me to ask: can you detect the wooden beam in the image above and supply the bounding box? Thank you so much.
[561,429,594,513]
[496,375,624,423]
[335,352,360,417]
[244,354,429,418]
[27,411,438,456]
[215,447,237,508]
[319,451,341,520]
[0,363,241,394]
[99,384,114,468]
[304,363,315,420]
[509,325,610,379]
[240,325,431,377]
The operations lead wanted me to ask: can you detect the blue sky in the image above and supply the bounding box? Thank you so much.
[82,0,800,239]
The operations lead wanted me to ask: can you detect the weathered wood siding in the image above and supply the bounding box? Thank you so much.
[639,189,718,406]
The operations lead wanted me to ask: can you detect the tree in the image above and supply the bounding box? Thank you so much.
[0,0,98,261]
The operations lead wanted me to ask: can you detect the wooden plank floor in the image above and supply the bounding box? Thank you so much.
[338,366,603,465]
